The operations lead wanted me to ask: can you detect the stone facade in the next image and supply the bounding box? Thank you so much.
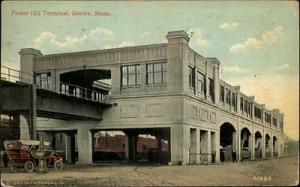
[19,30,286,165]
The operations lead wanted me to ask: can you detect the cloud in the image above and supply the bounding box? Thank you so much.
[219,22,239,31]
[29,27,114,51]
[272,63,290,71]
[188,27,209,48]
[104,41,136,49]
[221,66,249,73]
[229,26,283,52]
[139,32,150,38]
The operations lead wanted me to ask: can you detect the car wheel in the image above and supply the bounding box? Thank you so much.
[54,160,63,170]
[10,162,17,173]
[24,161,35,173]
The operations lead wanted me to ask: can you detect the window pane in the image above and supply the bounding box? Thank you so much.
[41,73,47,89]
[189,67,195,88]
[147,64,153,73]
[35,74,41,87]
[47,73,51,89]
[129,73,135,85]
[154,63,161,72]
[148,72,153,84]
[122,66,127,86]
[154,72,162,83]
[147,63,165,85]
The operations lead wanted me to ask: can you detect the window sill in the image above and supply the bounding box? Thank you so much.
[146,83,167,87]
[121,85,141,89]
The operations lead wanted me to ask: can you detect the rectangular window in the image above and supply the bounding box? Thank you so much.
[121,65,140,86]
[146,63,166,85]
[245,100,250,115]
[232,92,236,108]
[265,112,271,123]
[208,78,214,98]
[225,88,230,104]
[35,72,51,89]
[220,86,225,102]
[254,106,262,119]
[240,97,244,112]
[272,117,277,127]
[197,71,205,93]
[188,66,195,89]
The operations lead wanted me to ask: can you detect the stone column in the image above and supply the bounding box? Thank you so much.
[20,114,30,140]
[215,130,221,163]
[207,130,212,163]
[140,63,146,91]
[261,105,265,125]
[251,135,255,160]
[213,63,220,105]
[65,134,72,163]
[157,135,163,163]
[196,129,200,164]
[77,128,93,164]
[189,128,197,164]
[166,30,189,94]
[237,130,241,161]
[124,134,129,160]
[31,84,37,140]
[19,48,42,84]
[170,126,183,165]
[235,87,241,115]
[270,135,274,158]
[250,96,255,120]
[262,131,266,159]
[232,131,237,151]
[128,133,138,161]
[205,74,209,100]
[182,126,190,165]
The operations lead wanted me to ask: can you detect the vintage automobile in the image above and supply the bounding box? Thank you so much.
[3,140,63,172]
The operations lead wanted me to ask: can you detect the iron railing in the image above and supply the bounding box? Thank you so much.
[0,66,33,83]
[1,66,107,103]
[60,81,105,102]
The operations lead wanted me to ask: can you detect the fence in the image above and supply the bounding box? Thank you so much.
[60,81,105,102]
[0,66,33,83]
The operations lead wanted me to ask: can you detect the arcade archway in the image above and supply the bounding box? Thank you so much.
[255,131,262,159]
[240,127,251,160]
[220,123,236,162]
[265,134,271,158]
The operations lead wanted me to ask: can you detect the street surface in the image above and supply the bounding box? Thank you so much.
[1,155,299,186]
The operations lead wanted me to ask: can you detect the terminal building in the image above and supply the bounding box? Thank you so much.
[0,30,286,165]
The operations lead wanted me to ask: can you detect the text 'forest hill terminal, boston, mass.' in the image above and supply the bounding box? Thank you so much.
[11,10,112,16]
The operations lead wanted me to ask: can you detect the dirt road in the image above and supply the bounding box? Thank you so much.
[1,155,299,186]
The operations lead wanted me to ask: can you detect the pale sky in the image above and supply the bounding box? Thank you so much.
[1,1,299,140]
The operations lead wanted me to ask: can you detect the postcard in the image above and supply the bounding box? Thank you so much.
[0,1,299,186]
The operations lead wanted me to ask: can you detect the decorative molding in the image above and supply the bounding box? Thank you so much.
[146,103,165,117]
[191,105,198,119]
[120,104,139,118]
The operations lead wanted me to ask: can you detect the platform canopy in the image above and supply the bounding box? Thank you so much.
[60,69,111,88]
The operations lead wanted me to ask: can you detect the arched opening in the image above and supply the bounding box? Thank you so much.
[240,127,251,160]
[255,131,262,159]
[60,69,111,102]
[265,134,271,158]
[220,123,236,162]
[273,136,278,157]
